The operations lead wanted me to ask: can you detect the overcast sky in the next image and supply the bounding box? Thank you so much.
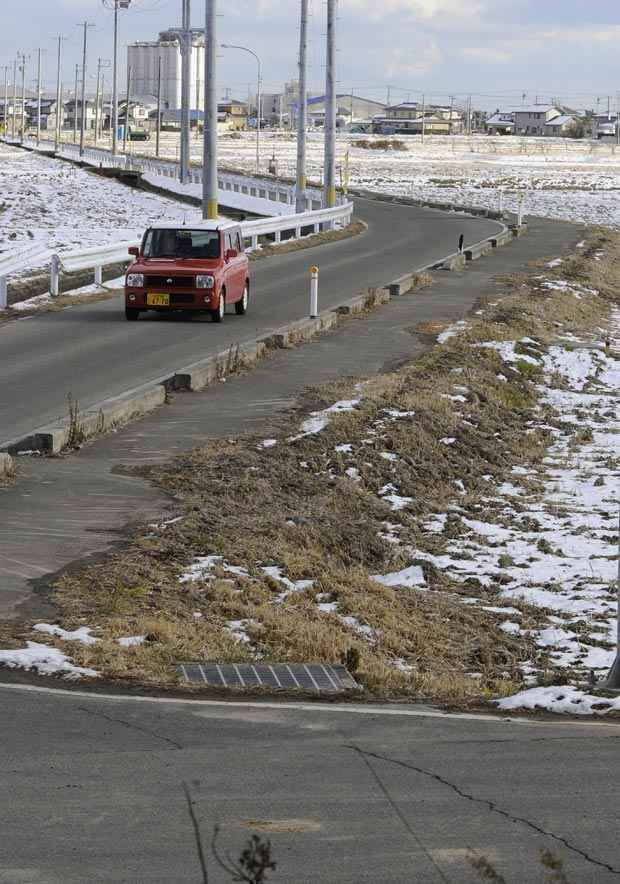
[1,0,618,110]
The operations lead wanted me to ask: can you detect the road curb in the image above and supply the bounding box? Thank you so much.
[0,199,524,455]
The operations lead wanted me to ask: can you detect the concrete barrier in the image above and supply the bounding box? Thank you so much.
[0,453,13,478]
[489,230,514,248]
[174,341,268,391]
[264,312,340,350]
[512,224,529,238]
[439,253,467,271]
[465,242,494,262]
[387,273,416,297]
[5,383,168,455]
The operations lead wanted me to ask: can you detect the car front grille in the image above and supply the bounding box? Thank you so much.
[145,275,194,288]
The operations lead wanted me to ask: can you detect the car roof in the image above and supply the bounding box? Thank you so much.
[148,219,239,232]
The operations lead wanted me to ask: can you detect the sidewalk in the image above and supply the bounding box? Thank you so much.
[0,215,583,617]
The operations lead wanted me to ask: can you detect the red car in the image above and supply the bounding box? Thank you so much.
[124,220,250,322]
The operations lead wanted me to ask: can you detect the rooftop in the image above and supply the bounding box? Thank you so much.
[513,105,559,114]
[545,115,577,127]
[149,219,239,232]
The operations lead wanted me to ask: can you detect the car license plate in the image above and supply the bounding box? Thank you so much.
[147,293,170,307]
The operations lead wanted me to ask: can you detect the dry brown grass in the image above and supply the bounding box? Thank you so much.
[27,230,620,698]
[250,220,366,261]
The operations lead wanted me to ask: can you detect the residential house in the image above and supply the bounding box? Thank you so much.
[376,101,464,135]
[64,99,97,131]
[486,112,515,135]
[543,114,583,137]
[513,105,561,136]
[218,100,247,130]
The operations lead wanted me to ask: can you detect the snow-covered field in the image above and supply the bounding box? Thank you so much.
[0,143,202,260]
[141,131,620,229]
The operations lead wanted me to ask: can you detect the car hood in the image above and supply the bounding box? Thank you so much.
[130,258,220,274]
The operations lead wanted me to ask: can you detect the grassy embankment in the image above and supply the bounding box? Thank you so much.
[11,229,618,701]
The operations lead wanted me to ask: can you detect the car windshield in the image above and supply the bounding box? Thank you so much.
[143,228,220,259]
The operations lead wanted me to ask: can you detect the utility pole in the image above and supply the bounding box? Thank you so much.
[324,0,337,208]
[203,0,218,220]
[19,53,27,143]
[449,95,454,135]
[94,59,102,146]
[421,93,426,144]
[108,0,132,156]
[156,55,162,158]
[295,0,309,213]
[616,92,619,147]
[467,95,472,136]
[73,63,79,142]
[2,67,8,137]
[99,73,106,142]
[36,49,42,145]
[386,84,391,108]
[179,0,191,184]
[78,22,93,157]
[12,58,17,140]
[54,36,63,150]
[123,64,132,152]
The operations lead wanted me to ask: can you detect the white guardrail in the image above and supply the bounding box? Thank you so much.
[2,202,354,302]
[0,243,53,308]
[28,138,328,214]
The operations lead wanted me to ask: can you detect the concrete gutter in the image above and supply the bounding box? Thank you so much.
[1,202,525,457]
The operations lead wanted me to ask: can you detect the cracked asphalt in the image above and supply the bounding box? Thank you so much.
[1,685,618,883]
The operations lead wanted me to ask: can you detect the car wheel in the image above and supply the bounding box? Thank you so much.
[211,291,225,323]
[235,282,249,315]
[125,308,140,321]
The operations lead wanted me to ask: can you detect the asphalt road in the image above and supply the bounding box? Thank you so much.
[1,683,618,884]
[0,199,500,447]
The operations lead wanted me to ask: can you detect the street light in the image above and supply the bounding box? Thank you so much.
[221,43,261,172]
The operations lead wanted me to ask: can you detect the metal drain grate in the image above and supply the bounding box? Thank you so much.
[177,662,359,693]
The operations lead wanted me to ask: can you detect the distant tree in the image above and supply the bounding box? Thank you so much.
[565,119,587,139]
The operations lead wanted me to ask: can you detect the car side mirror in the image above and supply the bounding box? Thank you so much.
[225,248,238,260]
[128,246,139,257]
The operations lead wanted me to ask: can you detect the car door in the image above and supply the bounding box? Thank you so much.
[234,229,248,296]
[224,229,245,301]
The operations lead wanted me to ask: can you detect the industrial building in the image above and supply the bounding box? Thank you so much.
[127,29,205,112]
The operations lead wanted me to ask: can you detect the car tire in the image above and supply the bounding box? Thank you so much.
[211,291,225,323]
[125,308,140,321]
[235,282,249,316]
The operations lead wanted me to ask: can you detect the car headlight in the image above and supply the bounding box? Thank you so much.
[126,273,144,287]
[196,274,215,289]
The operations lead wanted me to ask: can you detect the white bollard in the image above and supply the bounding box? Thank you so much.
[0,276,7,310]
[94,265,103,286]
[310,266,319,318]
[50,255,61,297]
